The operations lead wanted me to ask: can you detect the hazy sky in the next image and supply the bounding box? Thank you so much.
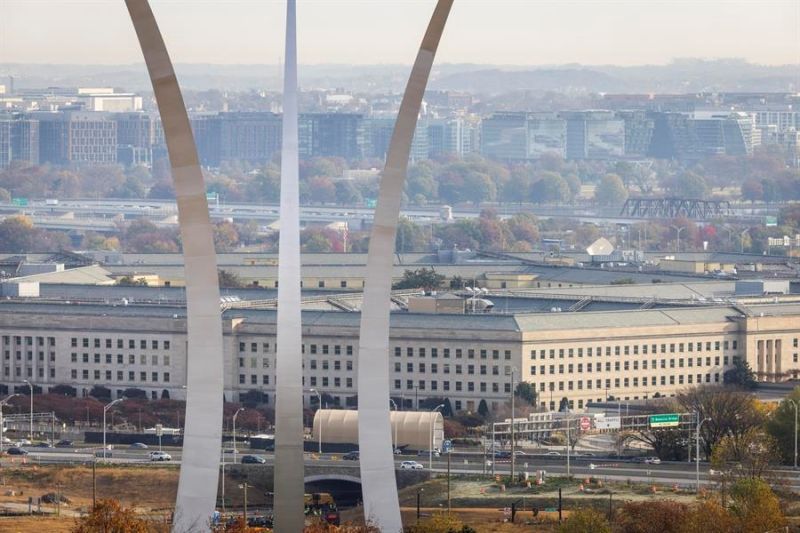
[1,0,798,66]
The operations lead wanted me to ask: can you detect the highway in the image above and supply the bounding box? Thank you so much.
[9,447,800,490]
[0,198,774,234]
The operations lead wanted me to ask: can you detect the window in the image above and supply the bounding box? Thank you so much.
[394,347,401,357]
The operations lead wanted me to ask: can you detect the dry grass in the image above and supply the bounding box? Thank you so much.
[0,465,179,511]
[0,515,77,533]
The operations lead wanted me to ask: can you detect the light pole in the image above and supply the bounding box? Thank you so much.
[670,225,685,253]
[102,398,124,460]
[310,388,322,455]
[429,404,444,470]
[389,399,399,451]
[509,367,517,484]
[740,228,750,254]
[696,413,712,493]
[232,407,245,461]
[789,399,798,469]
[23,380,33,441]
[0,394,18,454]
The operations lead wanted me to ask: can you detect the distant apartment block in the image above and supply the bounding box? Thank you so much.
[34,111,117,166]
[0,113,39,168]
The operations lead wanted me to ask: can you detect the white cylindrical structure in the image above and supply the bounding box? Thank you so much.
[313,409,444,451]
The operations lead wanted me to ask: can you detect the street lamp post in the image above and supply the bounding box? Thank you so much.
[670,225,685,253]
[310,389,322,454]
[0,394,19,454]
[789,400,798,469]
[429,404,444,470]
[740,228,750,254]
[695,413,712,493]
[389,399,398,451]
[232,407,245,462]
[23,380,33,441]
[509,367,516,484]
[102,399,124,460]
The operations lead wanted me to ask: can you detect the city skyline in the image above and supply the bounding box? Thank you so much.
[1,1,798,66]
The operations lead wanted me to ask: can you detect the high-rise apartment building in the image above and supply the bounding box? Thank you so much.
[35,111,116,165]
[0,113,40,167]
[299,113,366,160]
[561,110,625,160]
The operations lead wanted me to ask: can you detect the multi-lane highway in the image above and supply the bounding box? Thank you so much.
[9,446,800,491]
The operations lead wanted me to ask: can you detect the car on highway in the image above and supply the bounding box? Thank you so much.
[149,451,172,462]
[14,439,31,447]
[400,461,424,470]
[34,442,53,448]
[129,442,149,450]
[643,456,662,464]
[6,447,28,455]
[545,451,561,456]
[342,451,360,461]
[241,454,267,464]
[55,440,73,448]
[513,450,527,456]
[493,451,511,459]
[417,449,440,458]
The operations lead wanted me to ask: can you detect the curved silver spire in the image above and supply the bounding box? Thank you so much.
[356,2,453,531]
[125,2,224,531]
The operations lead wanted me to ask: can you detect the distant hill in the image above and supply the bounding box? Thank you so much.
[0,59,796,94]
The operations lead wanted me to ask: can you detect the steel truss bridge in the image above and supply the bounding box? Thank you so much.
[619,198,732,220]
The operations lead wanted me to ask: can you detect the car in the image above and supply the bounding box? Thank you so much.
[545,451,561,456]
[14,439,31,447]
[643,457,662,464]
[400,461,424,470]
[34,441,53,448]
[6,447,28,455]
[149,451,172,461]
[55,440,73,448]
[493,451,511,459]
[513,450,527,456]
[129,442,149,450]
[393,448,402,455]
[342,451,359,460]
[417,449,440,458]
[241,454,266,464]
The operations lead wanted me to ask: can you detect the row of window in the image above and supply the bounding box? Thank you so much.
[70,353,171,366]
[238,342,355,356]
[538,372,722,392]
[530,340,739,360]
[393,347,512,360]
[3,351,56,362]
[529,355,735,375]
[70,338,171,350]
[70,368,170,383]
[1,336,56,347]
[394,362,511,376]
[3,367,54,378]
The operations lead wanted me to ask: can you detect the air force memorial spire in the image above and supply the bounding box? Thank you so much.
[125,1,225,530]
[356,1,453,531]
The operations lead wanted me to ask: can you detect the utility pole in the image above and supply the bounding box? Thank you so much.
[696,413,712,493]
[790,400,798,469]
[446,451,451,514]
[92,458,97,509]
[23,380,33,441]
[510,368,516,484]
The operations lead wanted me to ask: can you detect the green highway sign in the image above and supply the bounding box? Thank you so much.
[649,413,680,428]
[11,197,28,207]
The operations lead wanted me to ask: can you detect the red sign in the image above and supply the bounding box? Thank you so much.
[580,417,591,431]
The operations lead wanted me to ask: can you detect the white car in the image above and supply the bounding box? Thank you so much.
[149,451,172,462]
[400,461,424,470]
